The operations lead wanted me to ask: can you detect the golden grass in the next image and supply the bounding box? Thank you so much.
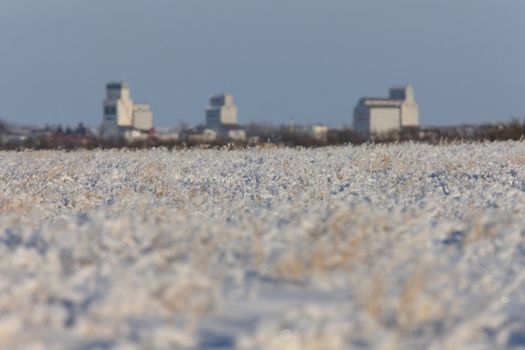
[156,280,215,317]
[505,152,525,167]
[273,231,366,282]
[396,270,444,333]
[369,153,392,172]
[462,214,506,244]
[363,273,385,322]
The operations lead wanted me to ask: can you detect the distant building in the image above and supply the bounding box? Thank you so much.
[353,85,419,138]
[103,82,134,128]
[206,94,238,130]
[204,93,245,141]
[132,104,153,131]
[100,82,153,140]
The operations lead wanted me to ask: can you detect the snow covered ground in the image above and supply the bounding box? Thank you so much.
[0,143,524,350]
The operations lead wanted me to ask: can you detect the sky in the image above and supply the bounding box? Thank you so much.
[0,0,524,128]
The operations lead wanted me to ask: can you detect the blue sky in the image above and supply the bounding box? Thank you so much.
[0,0,524,127]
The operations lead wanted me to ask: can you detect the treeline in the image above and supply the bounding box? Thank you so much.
[2,120,525,150]
[419,120,525,143]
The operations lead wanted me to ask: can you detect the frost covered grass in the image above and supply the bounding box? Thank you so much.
[0,142,524,349]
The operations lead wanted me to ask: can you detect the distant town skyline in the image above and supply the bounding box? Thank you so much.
[0,1,524,128]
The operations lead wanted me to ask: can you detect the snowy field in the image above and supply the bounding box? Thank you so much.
[0,143,524,350]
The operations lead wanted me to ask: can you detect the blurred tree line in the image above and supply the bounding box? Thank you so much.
[2,120,525,150]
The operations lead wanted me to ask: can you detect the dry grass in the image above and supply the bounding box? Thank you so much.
[397,271,426,331]
[273,232,366,283]
[0,198,29,215]
[396,270,444,333]
[157,280,215,316]
[505,152,525,167]
[369,153,392,172]
[363,273,385,322]
[462,214,507,244]
[0,144,522,349]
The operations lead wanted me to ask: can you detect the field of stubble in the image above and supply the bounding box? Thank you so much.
[0,143,524,350]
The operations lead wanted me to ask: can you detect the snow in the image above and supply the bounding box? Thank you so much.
[0,142,524,349]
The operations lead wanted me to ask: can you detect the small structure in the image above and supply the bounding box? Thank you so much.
[182,126,218,143]
[0,121,46,144]
[155,127,180,142]
[310,124,328,143]
[353,85,419,138]
[100,82,153,140]
[227,128,247,142]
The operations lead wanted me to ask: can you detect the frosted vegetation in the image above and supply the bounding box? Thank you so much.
[0,143,524,350]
